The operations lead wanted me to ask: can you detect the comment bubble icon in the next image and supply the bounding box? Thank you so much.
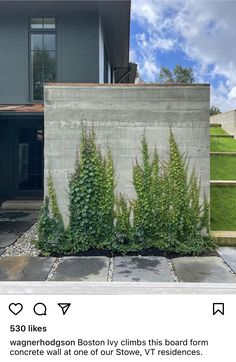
[34,303,47,316]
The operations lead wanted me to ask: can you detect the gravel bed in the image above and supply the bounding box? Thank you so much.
[218,254,236,279]
[2,223,40,257]
[107,257,114,282]
[47,258,61,280]
[167,258,178,282]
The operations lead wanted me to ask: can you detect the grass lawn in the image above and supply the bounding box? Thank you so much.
[210,126,229,136]
[211,156,236,180]
[211,186,236,230]
[210,136,236,152]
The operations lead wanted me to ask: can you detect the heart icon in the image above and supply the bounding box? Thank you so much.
[9,303,23,316]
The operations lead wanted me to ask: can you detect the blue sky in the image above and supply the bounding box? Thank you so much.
[130,0,236,111]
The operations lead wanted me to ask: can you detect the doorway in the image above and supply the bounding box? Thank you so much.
[17,127,43,193]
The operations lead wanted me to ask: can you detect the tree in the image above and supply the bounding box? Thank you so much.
[159,64,195,84]
[210,106,221,116]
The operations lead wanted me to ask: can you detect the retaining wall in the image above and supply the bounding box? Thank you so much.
[44,84,210,223]
[210,110,236,137]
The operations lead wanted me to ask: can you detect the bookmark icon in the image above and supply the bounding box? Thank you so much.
[213,303,224,316]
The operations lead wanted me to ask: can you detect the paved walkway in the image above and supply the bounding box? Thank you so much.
[1,209,236,283]
[0,250,236,282]
[0,210,37,255]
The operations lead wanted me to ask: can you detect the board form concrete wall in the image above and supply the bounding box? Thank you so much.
[44,84,210,223]
[210,110,236,137]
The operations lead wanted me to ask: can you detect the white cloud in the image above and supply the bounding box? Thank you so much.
[129,48,137,63]
[131,0,236,111]
[228,87,236,100]
[142,59,159,82]
[152,38,175,51]
[211,84,236,112]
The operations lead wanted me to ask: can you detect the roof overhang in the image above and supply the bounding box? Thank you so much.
[98,1,131,68]
[1,0,131,68]
[0,104,44,117]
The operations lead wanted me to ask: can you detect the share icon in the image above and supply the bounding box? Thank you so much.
[58,303,71,315]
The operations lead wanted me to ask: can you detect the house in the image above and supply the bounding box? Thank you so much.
[0,0,136,201]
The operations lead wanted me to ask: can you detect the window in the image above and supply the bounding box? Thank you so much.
[18,128,43,191]
[104,46,109,84]
[110,65,114,84]
[31,17,56,29]
[30,17,56,101]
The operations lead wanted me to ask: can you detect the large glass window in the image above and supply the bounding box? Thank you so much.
[30,17,56,101]
[104,46,109,84]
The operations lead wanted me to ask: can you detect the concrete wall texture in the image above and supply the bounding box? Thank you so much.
[44,84,210,223]
[210,110,236,137]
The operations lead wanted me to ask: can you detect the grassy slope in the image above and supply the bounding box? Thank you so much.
[211,137,236,152]
[210,127,229,136]
[211,187,236,230]
[211,156,236,180]
[210,127,236,230]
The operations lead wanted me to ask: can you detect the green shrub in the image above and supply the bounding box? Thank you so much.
[37,127,214,256]
[37,174,66,254]
[132,136,161,245]
[113,194,137,253]
[132,130,214,255]
[160,130,214,254]
[68,127,115,251]
[47,172,63,222]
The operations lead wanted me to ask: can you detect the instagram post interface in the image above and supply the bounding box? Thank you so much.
[0,0,236,361]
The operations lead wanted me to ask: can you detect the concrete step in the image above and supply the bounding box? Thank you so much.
[1,200,43,210]
[210,123,221,128]
[210,180,236,186]
[211,134,234,138]
[210,152,236,156]
[1,282,236,295]
[212,231,236,245]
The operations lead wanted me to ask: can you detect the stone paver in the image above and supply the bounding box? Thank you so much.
[51,257,109,281]
[113,256,174,282]
[0,257,56,281]
[1,200,42,210]
[172,256,236,283]
[0,232,19,248]
[218,247,236,274]
[0,254,235,283]
[0,210,38,222]
[0,221,34,248]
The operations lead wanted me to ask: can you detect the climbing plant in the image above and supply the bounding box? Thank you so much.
[132,130,213,254]
[160,130,214,254]
[132,136,161,245]
[113,194,136,253]
[37,127,214,256]
[37,172,66,254]
[68,127,115,251]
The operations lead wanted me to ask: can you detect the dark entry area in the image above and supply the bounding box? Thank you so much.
[18,127,43,191]
[0,110,44,199]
